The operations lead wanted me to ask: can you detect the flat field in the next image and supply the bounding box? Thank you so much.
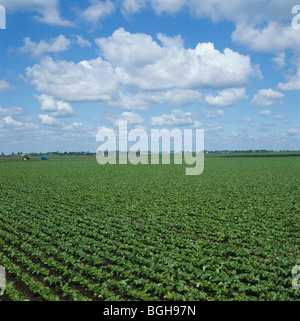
[0,154,299,301]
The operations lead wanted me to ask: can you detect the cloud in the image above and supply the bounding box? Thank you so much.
[277,65,300,91]
[35,4,73,26]
[133,89,202,107]
[95,28,167,72]
[204,88,247,107]
[19,35,72,57]
[26,29,255,109]
[121,0,147,15]
[104,92,149,111]
[81,0,115,24]
[36,94,75,117]
[260,109,272,115]
[64,122,91,131]
[95,28,255,91]
[143,0,257,22]
[205,123,222,132]
[19,34,92,58]
[110,111,144,127]
[38,114,61,126]
[74,35,92,48]
[151,109,194,126]
[154,89,202,106]
[0,106,23,116]
[287,128,300,135]
[0,0,73,26]
[232,22,300,53]
[216,109,226,117]
[26,56,118,102]
[248,135,258,140]
[62,122,95,139]
[203,109,226,118]
[117,1,300,55]
[0,80,12,92]
[251,88,284,107]
[2,115,38,130]
[272,52,286,69]
[186,0,261,23]
[118,0,295,26]
[261,121,274,127]
[151,0,186,15]
[243,117,253,123]
[121,0,186,16]
[88,88,202,111]
[157,33,184,48]
[191,121,203,129]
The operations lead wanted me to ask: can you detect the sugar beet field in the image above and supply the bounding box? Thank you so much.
[0,154,299,301]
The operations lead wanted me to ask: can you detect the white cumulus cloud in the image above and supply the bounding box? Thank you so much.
[121,0,147,15]
[19,35,72,57]
[109,111,144,127]
[2,115,38,130]
[38,114,61,126]
[0,80,12,92]
[36,94,75,117]
[0,0,73,26]
[251,89,284,107]
[0,106,23,116]
[74,35,92,48]
[151,109,194,126]
[287,128,300,135]
[260,109,272,115]
[277,64,300,91]
[232,22,300,53]
[26,56,118,102]
[95,28,255,91]
[25,29,256,110]
[81,0,115,24]
[204,88,247,107]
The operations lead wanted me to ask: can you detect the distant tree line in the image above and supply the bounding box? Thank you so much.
[1,150,299,157]
[1,151,95,157]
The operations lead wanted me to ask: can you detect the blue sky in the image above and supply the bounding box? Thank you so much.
[0,0,299,154]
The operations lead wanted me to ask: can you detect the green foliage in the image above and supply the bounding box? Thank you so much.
[0,156,299,301]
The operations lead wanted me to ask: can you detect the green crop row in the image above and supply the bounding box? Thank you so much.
[0,156,299,301]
